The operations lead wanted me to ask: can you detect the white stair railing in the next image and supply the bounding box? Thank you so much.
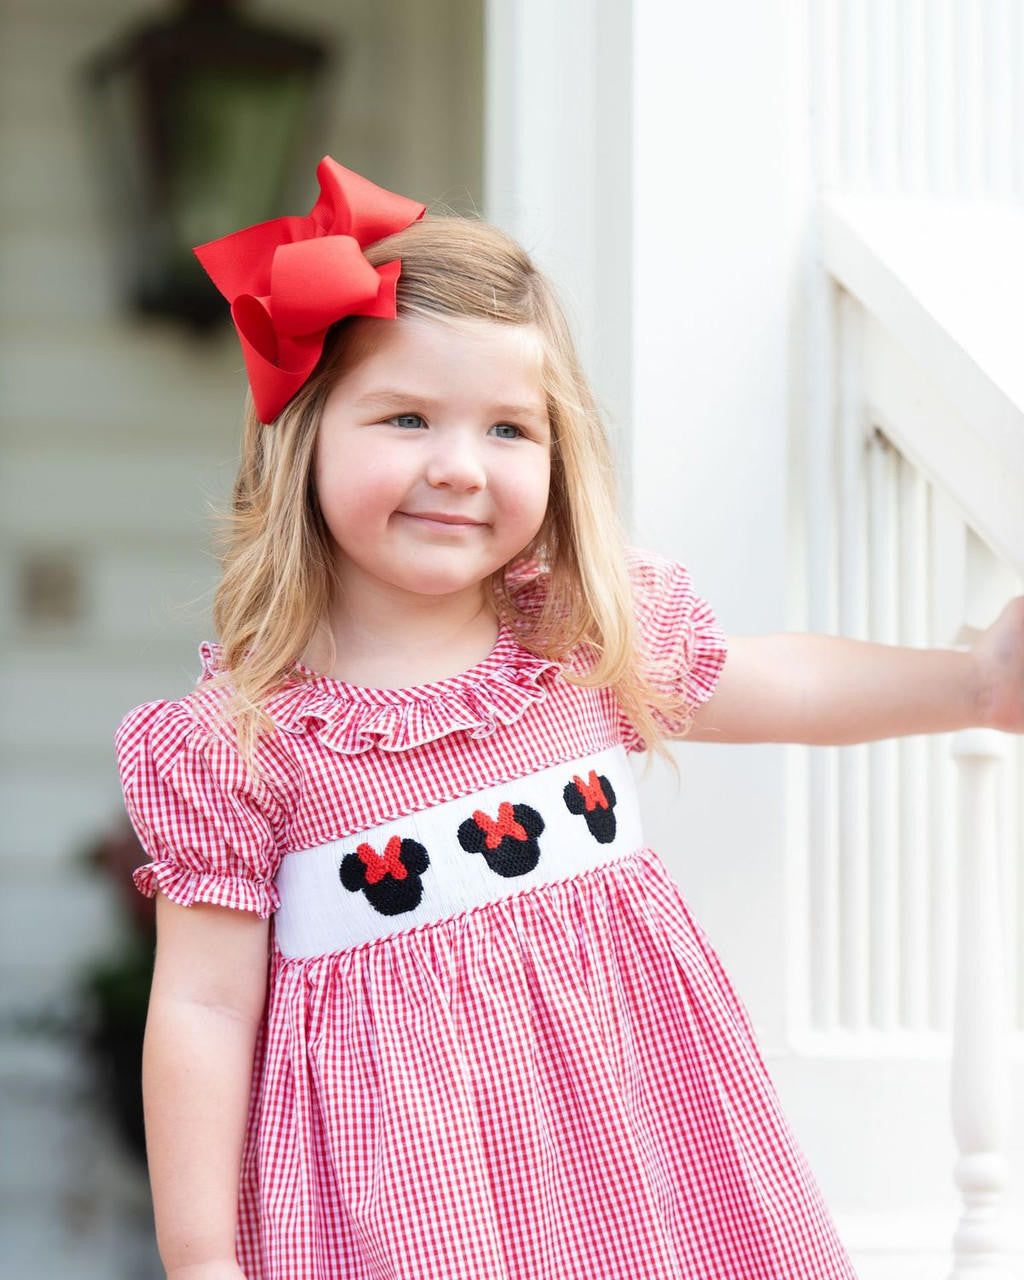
[806,3,1024,1266]
[948,726,1014,1279]
[818,194,1024,1273]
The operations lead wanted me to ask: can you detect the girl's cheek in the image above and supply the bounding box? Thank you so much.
[508,458,550,511]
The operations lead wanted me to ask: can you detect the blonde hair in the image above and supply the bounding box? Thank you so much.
[204,213,694,783]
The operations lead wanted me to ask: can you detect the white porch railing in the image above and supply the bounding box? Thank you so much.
[819,193,1024,1277]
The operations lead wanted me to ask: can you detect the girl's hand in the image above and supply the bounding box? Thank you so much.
[966,595,1024,733]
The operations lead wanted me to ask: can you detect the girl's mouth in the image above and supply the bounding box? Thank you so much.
[399,512,485,530]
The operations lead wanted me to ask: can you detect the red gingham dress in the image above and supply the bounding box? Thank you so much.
[114,546,859,1280]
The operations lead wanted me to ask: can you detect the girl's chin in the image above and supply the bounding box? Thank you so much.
[332,555,514,605]
[389,575,491,600]
[380,548,508,591]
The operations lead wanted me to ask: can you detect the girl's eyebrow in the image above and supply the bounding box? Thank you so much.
[354,388,548,422]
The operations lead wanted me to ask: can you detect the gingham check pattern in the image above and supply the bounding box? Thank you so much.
[114,547,859,1279]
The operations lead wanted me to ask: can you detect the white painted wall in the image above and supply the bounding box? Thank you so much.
[631,0,806,1036]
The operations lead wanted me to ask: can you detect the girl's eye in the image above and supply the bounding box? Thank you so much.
[386,414,524,440]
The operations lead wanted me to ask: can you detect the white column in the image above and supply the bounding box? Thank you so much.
[947,726,1014,1279]
[482,0,634,507]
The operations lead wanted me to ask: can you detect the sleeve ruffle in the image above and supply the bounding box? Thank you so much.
[113,698,287,919]
[617,547,729,753]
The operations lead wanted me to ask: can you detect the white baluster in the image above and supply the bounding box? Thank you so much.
[947,726,1014,1279]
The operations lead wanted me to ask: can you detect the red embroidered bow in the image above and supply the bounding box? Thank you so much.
[572,770,608,812]
[356,835,408,884]
[193,156,426,424]
[473,802,528,850]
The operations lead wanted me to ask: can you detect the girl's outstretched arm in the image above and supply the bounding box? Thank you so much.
[685,596,1024,746]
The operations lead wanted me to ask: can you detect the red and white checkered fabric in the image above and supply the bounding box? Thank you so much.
[114,546,859,1279]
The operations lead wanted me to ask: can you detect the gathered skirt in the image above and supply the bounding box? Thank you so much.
[235,844,859,1279]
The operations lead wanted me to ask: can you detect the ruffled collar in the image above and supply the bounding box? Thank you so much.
[197,618,565,755]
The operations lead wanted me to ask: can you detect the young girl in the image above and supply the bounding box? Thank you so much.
[114,157,1023,1280]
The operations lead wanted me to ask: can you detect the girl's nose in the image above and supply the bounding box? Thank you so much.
[424,437,487,489]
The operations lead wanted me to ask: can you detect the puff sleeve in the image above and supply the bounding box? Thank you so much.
[616,547,729,753]
[113,698,289,918]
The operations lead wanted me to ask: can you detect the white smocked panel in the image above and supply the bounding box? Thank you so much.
[273,743,643,958]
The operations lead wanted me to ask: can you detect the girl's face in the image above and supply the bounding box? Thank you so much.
[314,314,552,610]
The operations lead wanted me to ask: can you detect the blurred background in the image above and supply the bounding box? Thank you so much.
[1,1,1023,1277]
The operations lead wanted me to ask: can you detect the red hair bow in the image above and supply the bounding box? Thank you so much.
[193,156,426,424]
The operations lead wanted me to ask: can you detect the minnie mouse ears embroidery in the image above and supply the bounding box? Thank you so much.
[193,156,426,424]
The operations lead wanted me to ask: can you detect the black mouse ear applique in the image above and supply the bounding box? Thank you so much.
[340,834,430,916]
[337,761,623,923]
[563,770,617,844]
[457,800,546,878]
